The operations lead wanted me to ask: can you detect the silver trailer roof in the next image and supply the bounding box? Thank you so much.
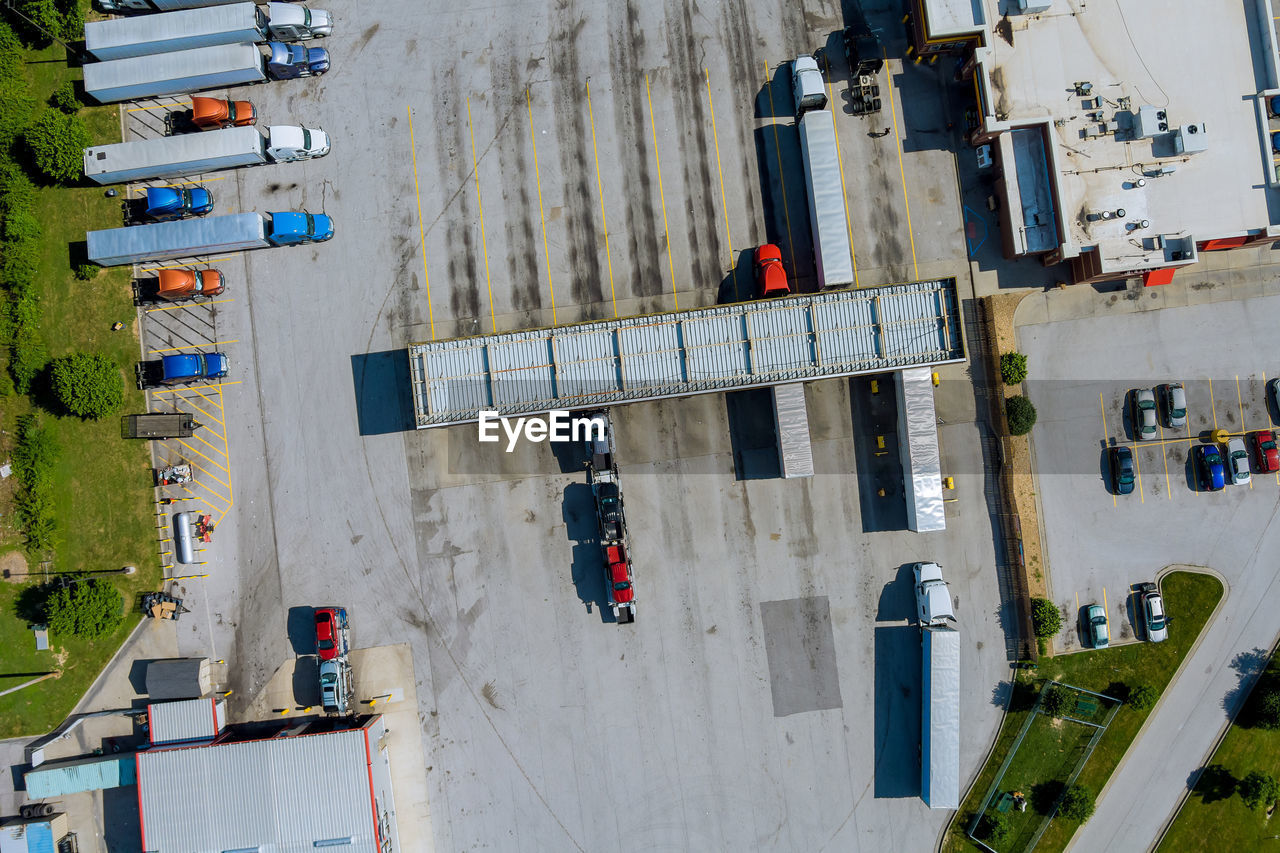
[772,383,814,479]
[84,125,263,181]
[85,3,259,56]
[147,697,225,745]
[408,278,962,427]
[798,110,855,288]
[922,626,960,810]
[897,367,945,532]
[84,42,260,96]
[88,213,264,264]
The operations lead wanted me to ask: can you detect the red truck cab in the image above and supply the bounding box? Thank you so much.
[754,244,790,297]
[157,269,225,301]
[191,96,257,130]
[607,544,633,603]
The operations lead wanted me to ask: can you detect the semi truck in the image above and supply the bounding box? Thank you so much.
[86,3,332,62]
[128,186,214,222]
[915,561,959,810]
[83,41,328,104]
[134,268,226,303]
[137,352,229,388]
[585,410,636,624]
[84,124,329,185]
[96,0,241,12]
[183,96,256,130]
[88,210,334,266]
[792,55,827,117]
[796,109,855,289]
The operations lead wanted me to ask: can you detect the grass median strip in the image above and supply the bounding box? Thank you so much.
[944,570,1224,853]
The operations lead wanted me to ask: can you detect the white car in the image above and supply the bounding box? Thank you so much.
[1132,388,1158,441]
[1143,591,1168,643]
[1226,436,1251,485]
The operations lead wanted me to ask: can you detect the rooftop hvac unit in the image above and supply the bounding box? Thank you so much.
[1015,0,1052,12]
[1173,123,1208,154]
[1134,105,1165,139]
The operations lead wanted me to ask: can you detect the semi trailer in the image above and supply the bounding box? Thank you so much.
[86,3,332,61]
[915,562,959,810]
[88,211,333,265]
[84,124,329,184]
[83,41,328,104]
[796,109,854,289]
[97,0,241,12]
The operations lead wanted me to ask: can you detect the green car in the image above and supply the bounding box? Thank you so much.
[1087,604,1109,648]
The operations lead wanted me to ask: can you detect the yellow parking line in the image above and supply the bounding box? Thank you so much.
[704,68,734,268]
[1209,377,1218,429]
[216,384,232,523]
[165,395,224,432]
[585,81,619,318]
[133,176,228,193]
[647,75,679,309]
[190,430,229,458]
[186,479,230,505]
[186,460,231,491]
[465,97,497,332]
[407,105,436,340]
[1237,375,1252,488]
[824,65,859,288]
[1157,421,1171,499]
[141,259,239,274]
[184,384,225,412]
[173,438,230,473]
[525,87,558,324]
[1101,393,1115,507]
[148,339,237,355]
[126,102,181,112]
[143,297,234,313]
[1103,587,1109,630]
[151,380,242,397]
[1134,444,1145,504]
[762,61,797,276]
[884,50,919,281]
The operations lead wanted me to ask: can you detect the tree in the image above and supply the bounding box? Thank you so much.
[1006,395,1038,436]
[1239,771,1280,812]
[1059,784,1096,821]
[46,578,124,640]
[50,352,123,419]
[49,81,80,114]
[1129,684,1158,711]
[1041,685,1068,717]
[24,110,89,184]
[1032,597,1063,639]
[1254,687,1280,730]
[979,812,1011,844]
[1000,351,1028,385]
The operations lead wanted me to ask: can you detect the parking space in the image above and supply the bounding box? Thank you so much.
[1020,291,1280,652]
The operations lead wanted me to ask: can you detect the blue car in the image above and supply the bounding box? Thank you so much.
[1194,444,1225,491]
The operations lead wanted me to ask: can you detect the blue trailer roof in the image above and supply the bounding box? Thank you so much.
[25,754,136,799]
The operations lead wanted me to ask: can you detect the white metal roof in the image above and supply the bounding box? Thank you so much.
[137,726,383,852]
[772,383,814,479]
[898,367,945,532]
[147,697,224,745]
[409,278,962,427]
[922,626,960,809]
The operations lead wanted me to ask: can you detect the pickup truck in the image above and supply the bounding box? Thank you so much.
[136,352,229,388]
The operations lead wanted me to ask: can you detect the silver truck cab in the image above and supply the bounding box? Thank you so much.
[792,55,828,117]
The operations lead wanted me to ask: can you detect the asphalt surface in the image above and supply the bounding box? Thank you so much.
[1020,290,1280,851]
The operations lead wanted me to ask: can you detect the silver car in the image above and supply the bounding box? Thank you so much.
[1226,436,1251,485]
[1132,388,1158,441]
[1158,382,1187,429]
[1143,591,1168,643]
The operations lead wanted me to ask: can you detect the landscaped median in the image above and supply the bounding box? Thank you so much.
[943,570,1224,853]
[1156,648,1280,850]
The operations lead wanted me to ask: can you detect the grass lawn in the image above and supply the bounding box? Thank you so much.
[1157,653,1280,851]
[944,570,1224,853]
[0,35,159,737]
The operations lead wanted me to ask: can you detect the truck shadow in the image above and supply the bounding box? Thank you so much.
[876,563,917,622]
[350,350,415,435]
[725,388,781,480]
[286,605,315,657]
[873,624,921,798]
[291,655,320,706]
[563,482,611,622]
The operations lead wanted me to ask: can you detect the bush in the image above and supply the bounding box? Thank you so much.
[54,0,82,43]
[50,352,123,419]
[23,110,89,184]
[1129,683,1158,711]
[9,323,47,394]
[72,262,97,281]
[1041,685,1068,717]
[1000,351,1028,385]
[11,415,58,552]
[979,812,1011,844]
[49,80,80,114]
[1059,784,1096,821]
[1239,771,1280,812]
[1253,687,1280,730]
[1006,395,1038,435]
[9,0,59,47]
[1032,597,1062,639]
[46,577,124,640]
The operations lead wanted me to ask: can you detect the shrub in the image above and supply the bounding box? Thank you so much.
[49,80,80,114]
[8,0,59,47]
[11,415,58,552]
[1041,685,1068,717]
[1031,597,1063,639]
[1239,771,1280,812]
[46,577,124,640]
[1000,351,1028,385]
[979,812,1011,844]
[1059,784,1096,821]
[50,352,123,419]
[54,0,82,43]
[1129,684,1158,711]
[72,262,97,281]
[1006,395,1038,435]
[23,110,89,184]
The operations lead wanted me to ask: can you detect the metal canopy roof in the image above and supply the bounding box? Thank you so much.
[409,278,962,428]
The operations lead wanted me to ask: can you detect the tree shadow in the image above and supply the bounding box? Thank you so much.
[13,582,51,624]
[1192,763,1237,804]
[1031,780,1065,815]
[1104,680,1132,704]
[1224,647,1271,718]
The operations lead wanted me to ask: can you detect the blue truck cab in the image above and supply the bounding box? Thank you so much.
[160,352,229,385]
[266,210,334,246]
[267,42,329,79]
[145,186,213,222]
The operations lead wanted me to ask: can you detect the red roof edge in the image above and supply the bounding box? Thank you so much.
[364,727,383,849]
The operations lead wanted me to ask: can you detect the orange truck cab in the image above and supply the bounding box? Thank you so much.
[754,244,790,298]
[191,96,256,130]
[157,268,225,301]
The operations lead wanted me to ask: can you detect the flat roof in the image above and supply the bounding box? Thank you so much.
[408,279,964,427]
[921,0,985,39]
[974,0,1280,270]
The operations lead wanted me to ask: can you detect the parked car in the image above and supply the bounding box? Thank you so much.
[1131,388,1158,441]
[313,606,348,662]
[753,244,789,297]
[1157,382,1187,429]
[1193,444,1226,491]
[1142,590,1168,643]
[1110,445,1135,495]
[319,659,348,714]
[1086,604,1109,649]
[1270,378,1280,423]
[1251,429,1279,473]
[1226,436,1251,485]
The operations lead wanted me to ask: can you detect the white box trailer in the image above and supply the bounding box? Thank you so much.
[83,125,330,185]
[772,383,814,478]
[97,0,241,12]
[88,213,271,265]
[922,626,960,810]
[86,4,262,60]
[83,42,264,104]
[797,110,855,289]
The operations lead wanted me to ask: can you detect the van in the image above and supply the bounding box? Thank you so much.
[792,56,827,116]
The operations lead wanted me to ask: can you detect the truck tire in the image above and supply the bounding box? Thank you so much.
[19,804,34,818]
[39,803,54,816]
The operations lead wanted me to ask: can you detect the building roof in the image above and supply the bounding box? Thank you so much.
[970,0,1280,271]
[409,279,963,427]
[147,697,224,746]
[145,657,210,701]
[137,724,384,853]
[921,0,985,39]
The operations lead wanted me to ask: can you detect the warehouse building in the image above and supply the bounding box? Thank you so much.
[910,0,1280,284]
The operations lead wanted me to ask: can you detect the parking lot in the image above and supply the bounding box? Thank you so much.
[99,0,1007,849]
[1022,291,1280,651]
